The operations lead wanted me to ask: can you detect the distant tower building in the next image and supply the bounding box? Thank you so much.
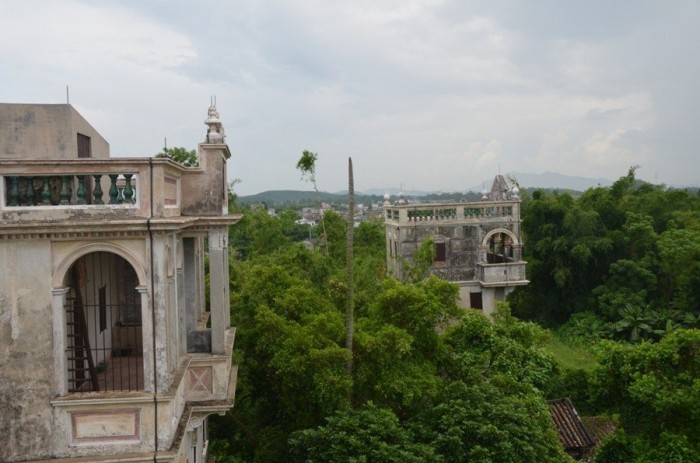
[384,175,529,315]
[0,103,239,462]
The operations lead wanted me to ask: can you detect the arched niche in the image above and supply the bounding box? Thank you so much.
[481,228,521,263]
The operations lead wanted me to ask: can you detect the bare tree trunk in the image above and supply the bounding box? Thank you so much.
[345,157,354,376]
[316,183,330,258]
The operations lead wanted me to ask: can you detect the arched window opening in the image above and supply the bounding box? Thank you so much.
[64,252,144,392]
[486,232,514,264]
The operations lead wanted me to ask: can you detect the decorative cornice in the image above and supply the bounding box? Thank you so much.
[0,230,151,241]
[0,215,240,240]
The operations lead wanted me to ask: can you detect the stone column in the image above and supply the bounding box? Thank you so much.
[196,237,206,319]
[224,246,231,329]
[176,267,187,355]
[136,285,154,392]
[52,287,70,396]
[208,229,227,354]
[512,243,522,261]
[167,276,178,372]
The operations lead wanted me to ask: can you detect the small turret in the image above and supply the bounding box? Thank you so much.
[205,104,225,144]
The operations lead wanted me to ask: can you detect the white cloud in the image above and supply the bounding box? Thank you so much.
[467,139,502,170]
[1,1,697,193]
[0,1,196,73]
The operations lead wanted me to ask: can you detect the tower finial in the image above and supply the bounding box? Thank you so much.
[204,101,225,143]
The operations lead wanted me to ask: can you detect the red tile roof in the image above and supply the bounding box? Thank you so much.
[548,398,595,451]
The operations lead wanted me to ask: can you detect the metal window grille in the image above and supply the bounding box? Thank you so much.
[65,252,144,392]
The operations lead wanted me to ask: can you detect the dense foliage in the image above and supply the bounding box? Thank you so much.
[211,169,700,461]
[512,168,700,339]
[507,169,700,461]
[211,207,570,462]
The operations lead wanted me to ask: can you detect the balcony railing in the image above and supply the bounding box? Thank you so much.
[477,261,528,287]
[4,174,137,207]
[385,200,520,225]
[0,158,192,221]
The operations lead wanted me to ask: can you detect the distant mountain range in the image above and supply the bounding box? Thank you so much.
[239,190,385,206]
[487,171,613,191]
[239,172,696,207]
[362,172,613,196]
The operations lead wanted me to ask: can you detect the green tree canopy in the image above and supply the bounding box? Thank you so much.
[156,146,198,167]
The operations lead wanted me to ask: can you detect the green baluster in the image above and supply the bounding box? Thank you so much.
[59,176,71,205]
[76,175,87,205]
[41,177,51,205]
[93,175,104,204]
[108,174,119,204]
[8,176,20,206]
[22,177,34,206]
[122,174,133,203]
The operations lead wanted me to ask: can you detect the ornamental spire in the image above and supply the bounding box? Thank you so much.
[204,97,225,143]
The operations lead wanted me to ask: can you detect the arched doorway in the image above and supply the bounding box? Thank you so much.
[64,251,144,392]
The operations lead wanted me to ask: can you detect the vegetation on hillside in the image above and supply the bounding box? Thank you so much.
[212,206,570,462]
[511,167,700,338]
[210,168,700,462]
[511,168,700,461]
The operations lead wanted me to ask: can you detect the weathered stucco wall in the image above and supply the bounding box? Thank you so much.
[0,104,109,160]
[180,145,228,216]
[399,223,517,282]
[0,241,55,461]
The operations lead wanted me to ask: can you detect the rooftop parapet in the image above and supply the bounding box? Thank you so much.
[384,199,521,225]
[0,151,231,224]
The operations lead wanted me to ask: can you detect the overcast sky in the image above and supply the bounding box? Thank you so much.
[1,1,698,195]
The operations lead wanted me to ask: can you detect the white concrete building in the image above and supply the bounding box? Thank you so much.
[0,103,239,462]
[384,175,529,316]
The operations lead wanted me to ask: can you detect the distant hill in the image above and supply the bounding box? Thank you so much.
[362,188,433,196]
[239,190,385,208]
[239,173,626,208]
[363,173,614,197]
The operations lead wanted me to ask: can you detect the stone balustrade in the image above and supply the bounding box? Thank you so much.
[0,158,192,222]
[385,200,520,225]
[3,173,137,207]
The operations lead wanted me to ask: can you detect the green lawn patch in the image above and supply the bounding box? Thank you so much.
[544,337,597,371]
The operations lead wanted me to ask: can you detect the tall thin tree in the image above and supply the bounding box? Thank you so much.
[346,157,355,375]
[297,150,329,257]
